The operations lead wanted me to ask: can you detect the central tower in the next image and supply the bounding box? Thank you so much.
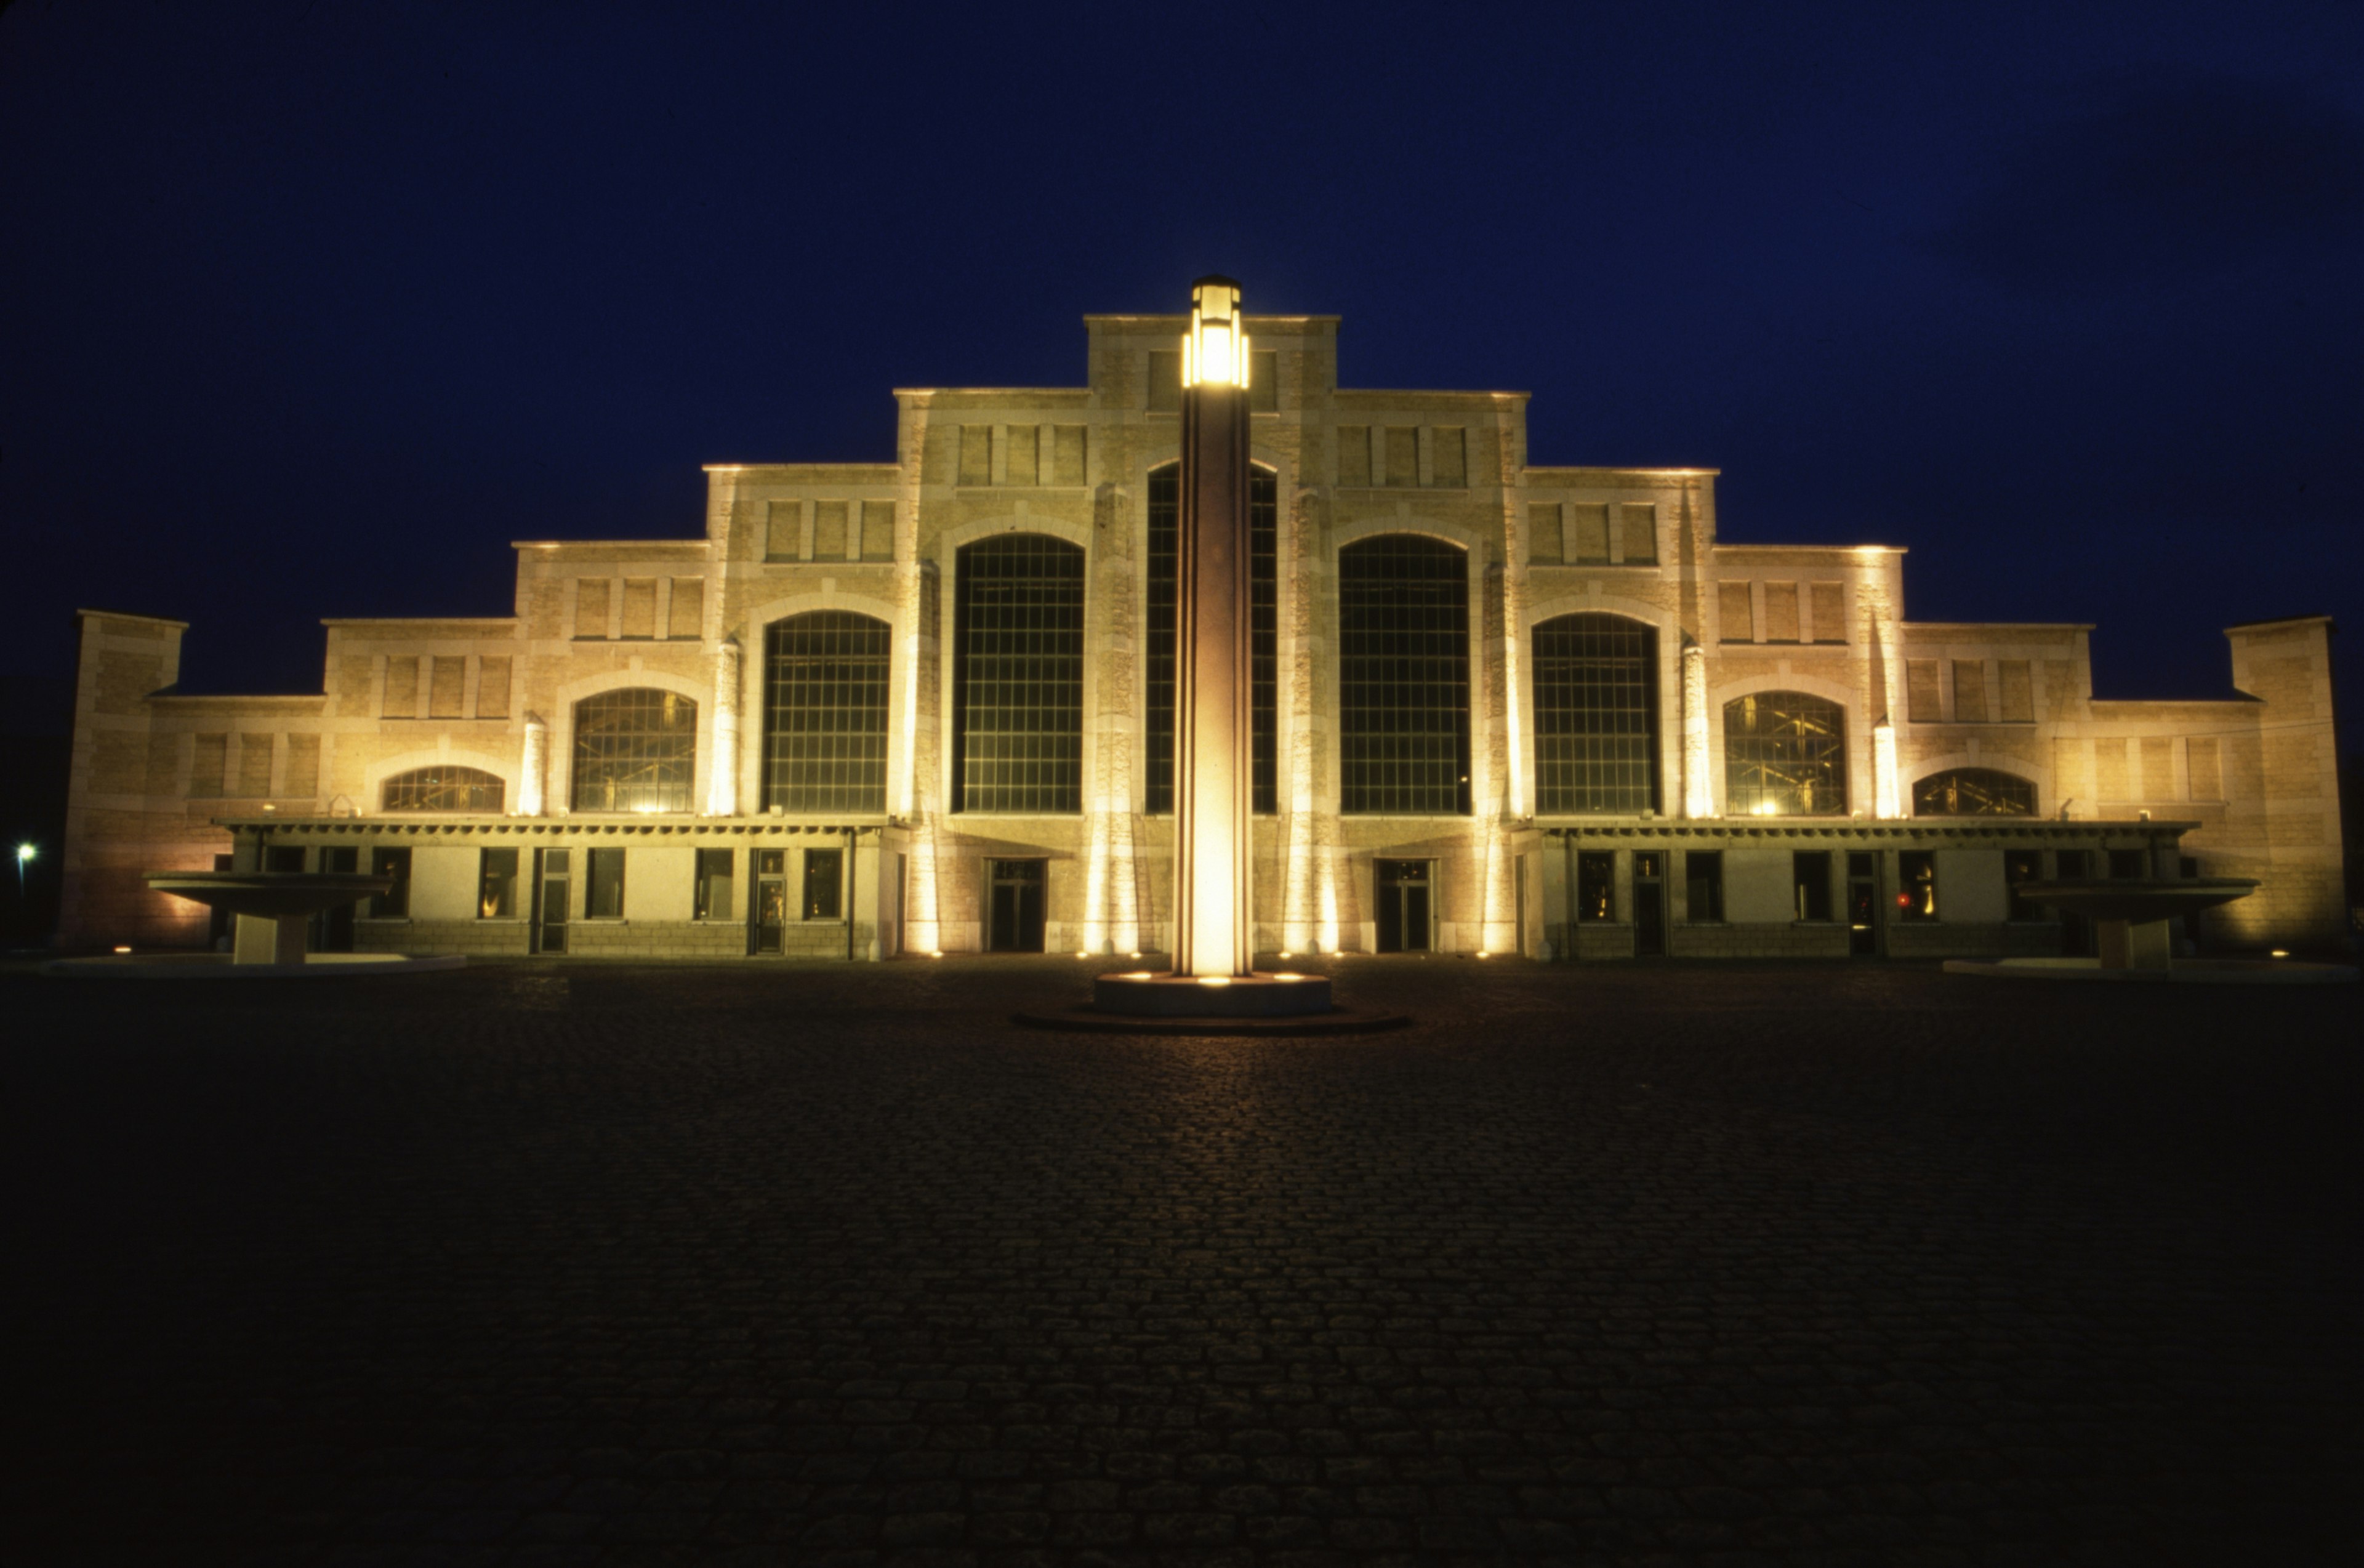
[1171,276,1256,978]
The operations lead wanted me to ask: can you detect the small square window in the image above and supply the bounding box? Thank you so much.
[1576,851,1615,922]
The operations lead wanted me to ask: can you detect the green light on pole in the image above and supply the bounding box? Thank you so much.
[15,842,33,899]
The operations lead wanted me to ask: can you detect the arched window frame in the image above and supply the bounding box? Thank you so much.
[569,686,699,814]
[1336,531,1473,816]
[1721,688,1849,816]
[1530,611,1661,815]
[380,765,506,813]
[1910,766,2036,817]
[1143,460,1279,815]
[951,531,1087,814]
[761,610,892,813]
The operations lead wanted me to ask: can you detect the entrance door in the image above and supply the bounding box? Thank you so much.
[312,846,358,952]
[750,850,786,954]
[1375,859,1432,952]
[534,848,570,954]
[2054,850,2093,955]
[986,859,1046,952]
[1846,851,1880,956]
[1633,851,1665,957]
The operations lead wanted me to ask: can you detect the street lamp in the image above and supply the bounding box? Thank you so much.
[15,842,34,899]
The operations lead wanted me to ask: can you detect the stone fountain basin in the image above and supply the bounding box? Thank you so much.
[145,871,393,919]
[2013,878,2257,924]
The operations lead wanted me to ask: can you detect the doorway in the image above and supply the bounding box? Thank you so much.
[1846,851,1880,956]
[986,859,1046,952]
[533,848,570,954]
[312,846,358,952]
[1633,851,1665,957]
[1375,859,1432,953]
[750,849,786,954]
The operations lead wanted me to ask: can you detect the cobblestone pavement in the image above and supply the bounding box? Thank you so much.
[4,956,2359,1567]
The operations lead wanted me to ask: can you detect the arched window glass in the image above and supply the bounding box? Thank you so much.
[1532,614,1659,814]
[1145,464,1277,814]
[1723,691,1847,816]
[571,688,697,813]
[1912,768,2035,816]
[1338,534,1470,814]
[763,612,890,813]
[954,534,1084,813]
[381,766,504,813]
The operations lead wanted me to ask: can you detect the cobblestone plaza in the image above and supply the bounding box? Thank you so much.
[7,958,2358,1564]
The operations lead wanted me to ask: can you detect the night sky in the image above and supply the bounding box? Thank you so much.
[4,1,2360,735]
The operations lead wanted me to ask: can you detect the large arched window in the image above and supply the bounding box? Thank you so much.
[1723,691,1847,816]
[1532,613,1659,814]
[954,533,1084,813]
[1145,463,1277,814]
[1338,534,1471,815]
[571,688,698,813]
[763,612,890,812]
[1913,767,2035,816]
[381,766,504,813]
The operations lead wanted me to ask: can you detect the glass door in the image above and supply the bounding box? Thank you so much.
[1374,859,1431,952]
[986,859,1046,952]
[534,848,570,954]
[1846,851,1880,955]
[750,850,786,954]
[1633,851,1665,957]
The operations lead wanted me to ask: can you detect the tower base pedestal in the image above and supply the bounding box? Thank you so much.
[1015,969,1406,1035]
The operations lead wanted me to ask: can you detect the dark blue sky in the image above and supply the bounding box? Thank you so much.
[4,1,2359,731]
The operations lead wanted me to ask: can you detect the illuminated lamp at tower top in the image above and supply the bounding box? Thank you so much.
[1181,276,1250,388]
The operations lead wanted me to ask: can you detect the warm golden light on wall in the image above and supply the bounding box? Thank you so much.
[1180,277,1250,388]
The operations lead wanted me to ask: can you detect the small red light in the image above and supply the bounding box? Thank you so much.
[1896,893,1911,908]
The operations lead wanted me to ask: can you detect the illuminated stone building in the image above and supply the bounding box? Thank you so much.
[58,310,2347,960]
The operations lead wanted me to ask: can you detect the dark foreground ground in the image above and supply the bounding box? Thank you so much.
[3,956,2358,1567]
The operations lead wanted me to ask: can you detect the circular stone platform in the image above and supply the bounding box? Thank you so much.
[46,952,467,980]
[1015,969,1408,1035]
[1942,956,2356,985]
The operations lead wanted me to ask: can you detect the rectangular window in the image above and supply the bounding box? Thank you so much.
[2004,850,2042,920]
[1793,851,1833,921]
[384,655,421,714]
[2109,848,2146,879]
[1906,660,1944,722]
[1763,582,1800,642]
[265,845,306,873]
[694,848,734,920]
[284,734,321,798]
[478,848,519,919]
[1335,425,1370,486]
[2187,736,2222,800]
[1717,581,1753,641]
[586,848,625,919]
[766,500,801,560]
[1250,350,1278,411]
[1809,582,1846,643]
[1618,503,1657,565]
[959,425,992,484]
[477,656,513,717]
[1431,427,1466,487]
[1146,350,1181,411]
[573,581,611,640]
[189,733,228,798]
[1050,425,1087,485]
[1952,660,1988,723]
[1003,425,1039,486]
[429,656,467,717]
[1572,504,1610,565]
[1527,503,1563,564]
[953,534,1086,813]
[1897,850,1937,920]
[236,733,274,797]
[1576,851,1616,922]
[1998,659,2033,722]
[2056,849,2089,880]
[803,848,843,920]
[859,501,895,560]
[1684,851,1723,922]
[369,847,411,918]
[1383,427,1419,487]
[669,579,704,637]
[812,502,849,561]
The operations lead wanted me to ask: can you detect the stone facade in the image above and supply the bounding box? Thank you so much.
[57,310,2349,959]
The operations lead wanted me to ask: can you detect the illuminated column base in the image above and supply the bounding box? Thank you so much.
[707,637,741,817]
[1681,643,1713,819]
[518,714,549,818]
